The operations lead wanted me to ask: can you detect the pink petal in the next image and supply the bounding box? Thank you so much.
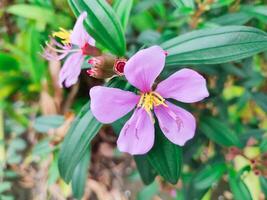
[59,52,83,88]
[155,68,209,103]
[154,101,196,146]
[117,108,155,155]
[90,86,139,123]
[124,45,166,92]
[71,12,95,47]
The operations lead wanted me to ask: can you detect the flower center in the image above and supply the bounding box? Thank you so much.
[52,28,71,44]
[138,92,167,113]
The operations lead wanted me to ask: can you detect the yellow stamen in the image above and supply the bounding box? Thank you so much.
[52,28,71,44]
[138,92,167,122]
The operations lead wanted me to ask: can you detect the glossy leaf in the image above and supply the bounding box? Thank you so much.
[161,26,267,66]
[199,117,242,148]
[147,124,182,184]
[71,148,90,199]
[113,0,133,31]
[134,155,158,185]
[193,163,227,190]
[58,78,126,183]
[58,102,99,183]
[68,0,126,56]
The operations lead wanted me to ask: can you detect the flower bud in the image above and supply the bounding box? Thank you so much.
[114,58,127,76]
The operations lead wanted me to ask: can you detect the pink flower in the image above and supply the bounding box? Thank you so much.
[90,46,209,155]
[43,12,97,88]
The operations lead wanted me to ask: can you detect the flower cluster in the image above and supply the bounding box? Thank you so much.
[43,12,209,155]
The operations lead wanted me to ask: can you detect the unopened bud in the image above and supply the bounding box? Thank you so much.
[82,43,102,57]
[88,54,116,69]
[114,58,127,76]
[86,67,114,79]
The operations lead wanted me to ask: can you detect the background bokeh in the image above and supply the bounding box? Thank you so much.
[1,0,267,199]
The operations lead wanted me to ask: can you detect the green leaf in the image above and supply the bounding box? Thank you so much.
[58,78,124,183]
[252,92,267,112]
[68,0,126,56]
[0,53,19,71]
[171,0,195,10]
[242,6,267,23]
[210,12,252,26]
[260,138,267,153]
[199,117,242,148]
[113,0,133,31]
[134,155,158,185]
[0,182,11,193]
[193,163,227,190]
[228,168,253,200]
[6,4,71,27]
[137,181,159,200]
[33,115,65,133]
[58,102,100,183]
[32,139,53,158]
[259,176,267,197]
[147,124,182,184]
[112,110,182,185]
[161,26,267,67]
[71,147,90,199]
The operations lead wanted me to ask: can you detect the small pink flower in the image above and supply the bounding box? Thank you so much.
[90,46,209,155]
[43,12,96,88]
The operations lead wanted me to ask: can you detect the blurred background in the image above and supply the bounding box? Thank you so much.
[1,0,267,199]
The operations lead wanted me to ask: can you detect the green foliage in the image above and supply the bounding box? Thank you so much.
[147,125,182,184]
[161,26,267,66]
[71,148,91,199]
[58,102,101,183]
[68,0,126,56]
[2,0,267,199]
[33,115,65,133]
[200,117,242,148]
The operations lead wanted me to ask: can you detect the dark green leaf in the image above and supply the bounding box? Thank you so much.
[58,78,125,183]
[58,102,100,183]
[252,92,267,112]
[147,124,182,184]
[199,117,242,148]
[0,53,19,71]
[134,155,157,185]
[68,0,126,56]
[161,26,267,67]
[193,163,227,190]
[71,148,90,199]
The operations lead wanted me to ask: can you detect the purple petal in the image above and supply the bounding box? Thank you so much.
[154,101,196,146]
[124,45,166,92]
[59,52,83,88]
[117,108,155,155]
[90,86,139,123]
[71,12,95,47]
[155,68,209,103]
